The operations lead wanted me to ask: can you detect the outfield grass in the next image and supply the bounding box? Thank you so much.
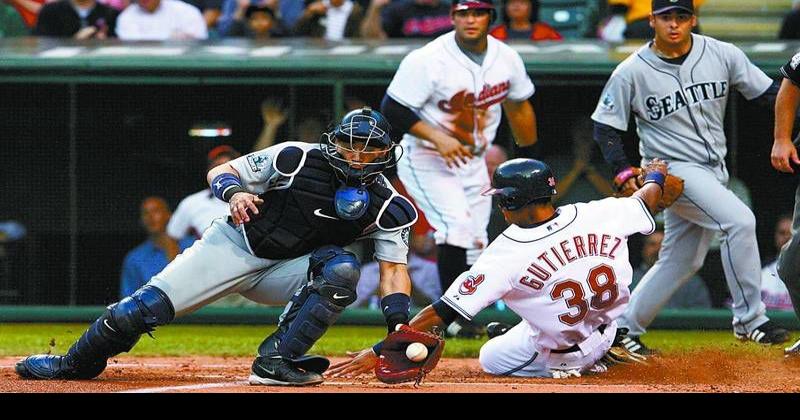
[0,323,793,358]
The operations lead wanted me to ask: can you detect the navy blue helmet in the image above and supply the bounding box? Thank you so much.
[321,107,401,187]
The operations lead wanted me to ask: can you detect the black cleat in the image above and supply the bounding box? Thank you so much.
[735,321,790,345]
[15,355,106,380]
[249,356,324,386]
[612,328,655,356]
[785,338,800,357]
[486,322,511,339]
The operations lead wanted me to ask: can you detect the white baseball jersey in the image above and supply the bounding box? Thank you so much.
[167,189,230,240]
[387,31,535,155]
[591,34,772,165]
[442,197,655,351]
[229,142,410,264]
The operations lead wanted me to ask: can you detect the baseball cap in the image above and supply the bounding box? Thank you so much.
[207,145,241,165]
[652,0,694,15]
[245,4,275,19]
[452,0,495,11]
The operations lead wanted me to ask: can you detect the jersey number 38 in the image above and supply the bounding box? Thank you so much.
[549,264,619,326]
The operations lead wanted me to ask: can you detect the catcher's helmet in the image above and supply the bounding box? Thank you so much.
[452,0,497,22]
[482,158,557,210]
[320,106,401,187]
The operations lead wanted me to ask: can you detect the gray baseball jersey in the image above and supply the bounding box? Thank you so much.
[592,34,772,165]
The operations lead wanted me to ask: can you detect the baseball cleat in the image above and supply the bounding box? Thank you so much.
[249,356,324,386]
[612,328,655,356]
[445,318,486,339]
[486,322,512,339]
[15,355,106,380]
[784,338,800,357]
[734,321,790,345]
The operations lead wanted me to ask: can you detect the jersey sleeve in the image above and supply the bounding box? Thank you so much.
[780,52,800,86]
[591,71,633,131]
[386,49,435,109]
[166,198,192,240]
[507,50,535,101]
[228,143,288,193]
[368,227,410,264]
[727,44,773,100]
[439,247,516,320]
[589,197,655,237]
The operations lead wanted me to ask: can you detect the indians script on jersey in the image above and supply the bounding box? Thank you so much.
[437,81,510,149]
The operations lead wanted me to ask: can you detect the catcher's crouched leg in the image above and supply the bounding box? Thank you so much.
[16,285,175,380]
[251,246,360,386]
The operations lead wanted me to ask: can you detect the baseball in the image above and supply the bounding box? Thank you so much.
[406,342,428,362]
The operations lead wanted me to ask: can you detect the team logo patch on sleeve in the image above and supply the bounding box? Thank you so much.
[401,227,410,247]
[600,93,615,111]
[247,154,269,172]
[459,274,485,295]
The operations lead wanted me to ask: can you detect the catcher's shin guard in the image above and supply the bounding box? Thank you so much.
[65,285,175,377]
[258,246,360,364]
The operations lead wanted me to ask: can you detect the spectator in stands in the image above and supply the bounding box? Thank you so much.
[360,0,452,39]
[489,0,561,42]
[116,0,208,40]
[252,98,288,150]
[598,0,704,42]
[294,0,364,40]
[97,0,129,12]
[223,3,282,38]
[632,229,712,309]
[0,0,28,36]
[33,0,118,39]
[182,0,223,35]
[6,0,45,29]
[779,0,800,39]
[166,145,241,241]
[761,214,795,312]
[120,196,193,298]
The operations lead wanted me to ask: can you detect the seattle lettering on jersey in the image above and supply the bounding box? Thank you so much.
[518,233,623,289]
[645,80,727,121]
[437,81,510,113]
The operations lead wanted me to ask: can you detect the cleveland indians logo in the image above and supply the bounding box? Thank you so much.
[459,274,485,295]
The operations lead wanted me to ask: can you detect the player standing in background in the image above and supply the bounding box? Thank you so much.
[16,108,418,386]
[167,145,241,240]
[381,0,538,337]
[771,51,800,356]
[592,0,789,354]
[330,158,667,379]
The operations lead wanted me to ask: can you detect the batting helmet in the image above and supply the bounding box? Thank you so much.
[452,0,497,23]
[482,158,557,210]
[320,106,401,187]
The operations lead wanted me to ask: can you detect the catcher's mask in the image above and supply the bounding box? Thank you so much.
[482,158,557,210]
[321,107,402,220]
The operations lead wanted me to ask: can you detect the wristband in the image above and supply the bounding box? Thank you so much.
[614,166,636,186]
[642,172,665,189]
[381,293,411,333]
[211,173,245,202]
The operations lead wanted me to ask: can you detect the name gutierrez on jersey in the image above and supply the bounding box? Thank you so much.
[517,233,623,290]
[645,81,727,121]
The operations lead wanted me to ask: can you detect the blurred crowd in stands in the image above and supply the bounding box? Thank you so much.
[0,0,797,41]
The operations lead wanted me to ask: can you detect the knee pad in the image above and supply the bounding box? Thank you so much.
[66,285,175,368]
[260,247,360,359]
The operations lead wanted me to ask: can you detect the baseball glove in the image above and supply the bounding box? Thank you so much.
[614,167,684,211]
[374,324,445,385]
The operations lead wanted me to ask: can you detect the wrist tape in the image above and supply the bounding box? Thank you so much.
[211,173,245,202]
[642,172,665,189]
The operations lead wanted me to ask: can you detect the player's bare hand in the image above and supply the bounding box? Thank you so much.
[306,0,326,15]
[435,135,473,168]
[229,192,264,225]
[771,138,800,174]
[327,349,378,378]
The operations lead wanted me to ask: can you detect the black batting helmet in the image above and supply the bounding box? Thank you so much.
[452,0,497,23]
[482,158,557,210]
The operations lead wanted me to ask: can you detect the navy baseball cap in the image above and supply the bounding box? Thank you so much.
[652,0,694,15]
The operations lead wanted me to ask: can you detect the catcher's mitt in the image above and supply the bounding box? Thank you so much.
[374,325,445,385]
[614,166,684,211]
